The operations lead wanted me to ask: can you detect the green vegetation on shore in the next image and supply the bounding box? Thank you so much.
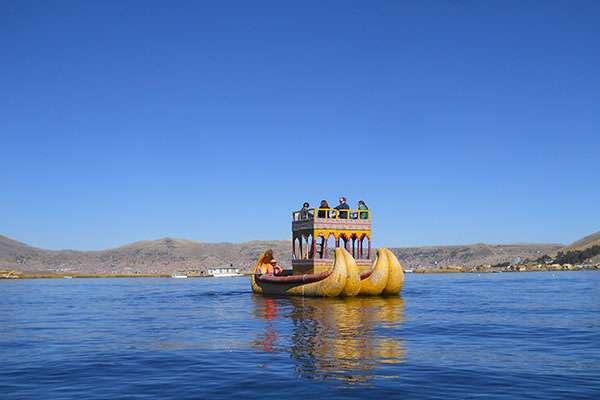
[554,245,600,265]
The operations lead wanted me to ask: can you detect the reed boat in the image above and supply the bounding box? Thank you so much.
[251,203,404,297]
[251,247,404,297]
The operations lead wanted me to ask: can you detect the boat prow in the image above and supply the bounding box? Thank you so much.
[340,248,361,296]
[382,249,404,295]
[358,248,390,296]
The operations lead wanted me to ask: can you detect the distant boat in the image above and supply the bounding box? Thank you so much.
[63,276,73,279]
[171,274,188,279]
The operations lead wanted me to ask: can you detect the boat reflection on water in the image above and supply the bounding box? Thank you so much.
[254,297,280,353]
[252,295,406,383]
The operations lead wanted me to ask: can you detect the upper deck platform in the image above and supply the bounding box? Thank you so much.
[291,206,373,274]
[292,208,371,233]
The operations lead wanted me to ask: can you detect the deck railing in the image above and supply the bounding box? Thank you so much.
[292,208,371,221]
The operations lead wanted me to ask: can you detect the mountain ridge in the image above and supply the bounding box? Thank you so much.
[559,231,600,252]
[3,233,586,274]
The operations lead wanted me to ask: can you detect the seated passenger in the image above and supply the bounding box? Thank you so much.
[317,200,330,218]
[358,200,369,219]
[334,196,350,219]
[266,259,283,276]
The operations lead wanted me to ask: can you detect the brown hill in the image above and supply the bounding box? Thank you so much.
[559,231,600,252]
[0,234,566,274]
[0,235,290,274]
[0,235,44,256]
[553,231,600,264]
[390,243,562,269]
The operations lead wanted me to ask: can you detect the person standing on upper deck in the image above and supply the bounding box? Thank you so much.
[334,196,350,219]
[299,202,310,220]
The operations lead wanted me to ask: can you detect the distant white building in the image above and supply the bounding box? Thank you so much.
[208,267,243,277]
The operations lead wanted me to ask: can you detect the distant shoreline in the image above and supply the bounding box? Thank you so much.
[411,263,600,274]
[2,264,598,279]
[3,232,599,277]
[0,272,242,279]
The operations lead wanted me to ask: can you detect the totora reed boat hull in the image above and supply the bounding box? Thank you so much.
[251,247,404,297]
[251,248,348,297]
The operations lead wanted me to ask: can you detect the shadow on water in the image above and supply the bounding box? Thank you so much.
[252,295,406,384]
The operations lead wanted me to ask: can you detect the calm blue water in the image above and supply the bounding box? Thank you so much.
[1,271,599,399]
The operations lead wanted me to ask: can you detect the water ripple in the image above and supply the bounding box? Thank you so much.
[1,272,599,399]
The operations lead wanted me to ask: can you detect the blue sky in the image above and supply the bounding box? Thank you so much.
[1,1,599,250]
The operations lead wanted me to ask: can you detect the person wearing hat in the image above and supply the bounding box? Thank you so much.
[266,258,283,276]
[299,202,311,220]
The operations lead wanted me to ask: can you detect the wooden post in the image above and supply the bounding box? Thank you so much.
[358,236,362,259]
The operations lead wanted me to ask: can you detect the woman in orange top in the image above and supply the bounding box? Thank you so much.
[266,259,283,276]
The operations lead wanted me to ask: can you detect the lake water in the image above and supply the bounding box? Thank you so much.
[1,271,599,399]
